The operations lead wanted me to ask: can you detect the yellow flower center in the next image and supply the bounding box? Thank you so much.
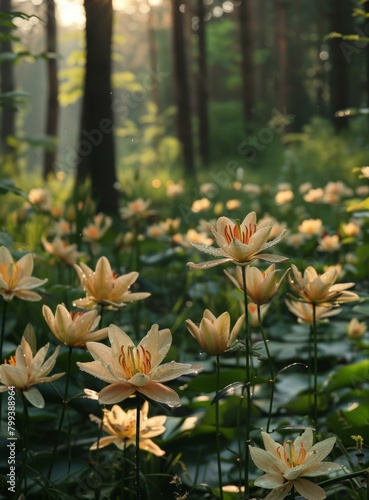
[119,345,152,378]
[224,222,257,245]
[277,441,307,468]
[0,262,20,290]
[4,355,17,366]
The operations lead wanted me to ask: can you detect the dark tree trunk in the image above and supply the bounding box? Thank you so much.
[76,0,119,215]
[43,0,59,180]
[197,0,209,166]
[315,0,326,116]
[329,0,351,132]
[147,2,161,111]
[0,0,16,158]
[274,0,289,114]
[239,0,255,127]
[171,0,195,174]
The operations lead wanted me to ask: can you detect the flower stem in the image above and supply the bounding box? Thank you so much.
[47,346,73,481]
[240,265,251,499]
[257,305,275,433]
[215,355,224,500]
[135,392,141,500]
[312,304,318,428]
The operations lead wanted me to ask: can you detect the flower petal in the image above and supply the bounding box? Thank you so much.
[294,478,327,500]
[98,382,136,404]
[138,381,181,407]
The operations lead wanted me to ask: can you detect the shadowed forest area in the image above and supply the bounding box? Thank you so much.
[0,1,369,500]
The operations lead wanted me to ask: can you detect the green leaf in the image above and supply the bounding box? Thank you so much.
[324,360,369,392]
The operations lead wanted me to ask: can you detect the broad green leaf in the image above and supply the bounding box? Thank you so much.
[324,360,369,392]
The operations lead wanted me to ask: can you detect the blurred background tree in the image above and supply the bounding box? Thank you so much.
[0,0,367,213]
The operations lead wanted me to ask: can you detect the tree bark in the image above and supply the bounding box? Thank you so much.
[76,0,119,215]
[171,0,195,174]
[329,0,351,132]
[43,0,59,180]
[197,0,209,166]
[274,0,289,114]
[0,0,16,158]
[147,1,161,111]
[239,0,255,127]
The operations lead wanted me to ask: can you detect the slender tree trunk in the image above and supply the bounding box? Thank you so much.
[0,0,16,159]
[239,0,255,127]
[43,0,59,180]
[76,0,119,215]
[171,0,195,173]
[197,0,209,166]
[315,0,326,116]
[329,0,351,132]
[147,1,161,111]
[274,0,289,113]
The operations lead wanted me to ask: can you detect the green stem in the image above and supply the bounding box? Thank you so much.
[257,305,275,433]
[215,355,224,500]
[240,265,251,499]
[312,304,318,428]
[135,393,141,500]
[47,346,73,481]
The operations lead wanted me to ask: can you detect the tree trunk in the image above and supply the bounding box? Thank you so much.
[147,1,161,111]
[274,0,289,114]
[43,0,59,180]
[171,0,195,174]
[0,0,16,159]
[197,0,209,166]
[239,0,255,128]
[329,0,351,132]
[76,0,119,215]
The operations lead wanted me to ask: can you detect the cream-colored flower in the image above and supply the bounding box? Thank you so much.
[42,236,85,265]
[77,323,202,406]
[341,221,361,238]
[89,401,166,456]
[225,264,288,305]
[0,246,48,302]
[28,188,52,211]
[187,212,287,270]
[297,219,323,236]
[275,190,294,205]
[42,304,108,347]
[166,182,184,197]
[82,213,112,243]
[286,299,341,324]
[288,264,359,306]
[191,198,211,213]
[317,234,340,253]
[226,199,241,210]
[120,198,155,220]
[303,187,324,203]
[74,256,150,310]
[183,229,213,248]
[247,302,269,327]
[186,309,245,355]
[249,428,341,500]
[0,325,64,408]
[346,317,366,339]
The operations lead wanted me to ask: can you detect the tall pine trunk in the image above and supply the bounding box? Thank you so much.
[43,0,59,180]
[0,0,16,160]
[197,0,209,166]
[171,0,195,174]
[76,0,119,215]
[239,0,255,127]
